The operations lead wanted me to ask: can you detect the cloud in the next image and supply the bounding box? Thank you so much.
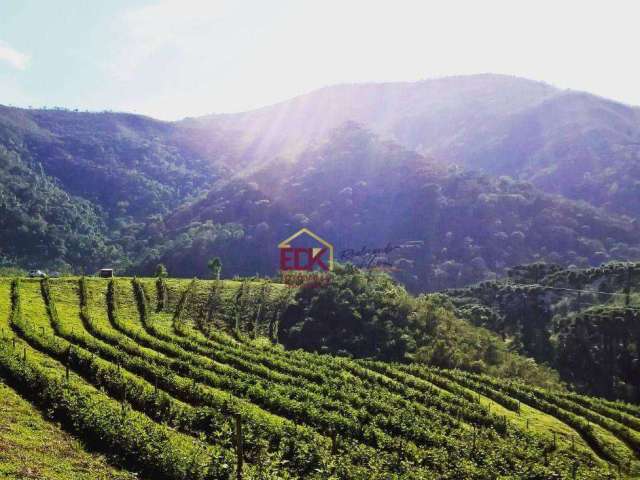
[0,41,30,70]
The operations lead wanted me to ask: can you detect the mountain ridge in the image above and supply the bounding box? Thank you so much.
[2,74,640,288]
[187,74,640,219]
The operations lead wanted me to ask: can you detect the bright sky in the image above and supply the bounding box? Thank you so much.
[1,0,639,120]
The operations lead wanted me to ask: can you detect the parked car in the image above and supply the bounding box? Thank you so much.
[28,270,47,278]
[49,271,61,278]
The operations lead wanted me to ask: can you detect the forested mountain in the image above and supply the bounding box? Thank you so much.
[195,74,640,219]
[0,145,114,270]
[0,106,237,271]
[1,74,640,289]
[0,106,230,220]
[148,123,640,291]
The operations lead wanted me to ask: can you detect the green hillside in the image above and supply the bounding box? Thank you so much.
[3,103,640,292]
[1,276,639,478]
[0,380,135,480]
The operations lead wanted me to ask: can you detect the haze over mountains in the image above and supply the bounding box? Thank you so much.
[1,74,639,289]
[198,74,640,218]
[197,74,560,166]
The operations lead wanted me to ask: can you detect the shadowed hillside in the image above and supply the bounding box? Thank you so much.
[151,124,640,291]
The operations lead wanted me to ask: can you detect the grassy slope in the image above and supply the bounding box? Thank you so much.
[0,279,136,480]
[0,381,136,480]
[2,276,640,478]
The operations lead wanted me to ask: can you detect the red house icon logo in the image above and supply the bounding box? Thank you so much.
[278,228,334,271]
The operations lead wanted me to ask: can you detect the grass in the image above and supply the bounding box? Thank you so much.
[0,380,136,480]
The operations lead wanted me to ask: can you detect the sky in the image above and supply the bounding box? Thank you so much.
[1,0,639,120]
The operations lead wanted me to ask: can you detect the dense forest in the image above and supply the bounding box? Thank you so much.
[446,262,640,402]
[279,263,562,388]
[2,102,639,294]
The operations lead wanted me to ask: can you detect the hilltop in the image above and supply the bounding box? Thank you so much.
[194,74,640,219]
[192,74,560,168]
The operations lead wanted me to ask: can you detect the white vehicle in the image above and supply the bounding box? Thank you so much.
[28,270,47,278]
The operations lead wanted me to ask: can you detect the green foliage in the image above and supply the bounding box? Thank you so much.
[0,147,119,272]
[279,265,562,389]
[448,261,640,402]
[281,264,413,361]
[207,257,222,280]
[0,265,27,277]
[155,263,168,278]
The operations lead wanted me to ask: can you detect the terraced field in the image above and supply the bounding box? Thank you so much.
[1,276,640,479]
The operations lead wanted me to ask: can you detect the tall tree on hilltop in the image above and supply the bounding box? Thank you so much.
[208,257,222,280]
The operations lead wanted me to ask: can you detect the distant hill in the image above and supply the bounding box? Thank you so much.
[1,74,640,287]
[190,74,558,167]
[193,74,640,219]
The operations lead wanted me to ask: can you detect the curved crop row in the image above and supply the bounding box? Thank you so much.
[450,370,631,466]
[63,279,333,466]
[3,279,234,480]
[558,392,640,427]
[132,279,512,437]
[0,277,624,479]
[89,280,553,476]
